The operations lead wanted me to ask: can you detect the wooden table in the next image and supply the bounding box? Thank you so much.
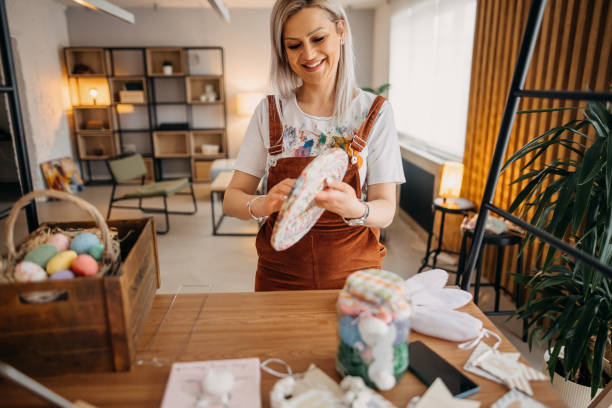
[0,290,565,407]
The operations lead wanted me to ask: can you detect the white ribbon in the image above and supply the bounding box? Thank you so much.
[457,328,502,350]
[260,358,294,378]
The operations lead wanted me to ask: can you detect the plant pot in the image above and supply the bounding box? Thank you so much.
[162,65,173,75]
[544,349,604,408]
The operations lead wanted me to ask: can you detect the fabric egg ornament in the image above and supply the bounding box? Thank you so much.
[50,269,75,280]
[47,233,70,252]
[24,244,58,268]
[46,250,78,275]
[339,316,364,348]
[14,261,47,282]
[88,243,105,261]
[71,254,99,277]
[70,232,100,255]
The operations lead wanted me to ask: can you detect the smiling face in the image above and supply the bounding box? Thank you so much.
[282,7,345,89]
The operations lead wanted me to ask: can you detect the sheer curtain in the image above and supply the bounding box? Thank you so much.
[389,0,477,159]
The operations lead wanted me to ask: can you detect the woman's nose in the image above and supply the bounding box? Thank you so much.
[302,42,316,59]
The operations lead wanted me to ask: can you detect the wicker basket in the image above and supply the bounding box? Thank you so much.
[0,189,120,283]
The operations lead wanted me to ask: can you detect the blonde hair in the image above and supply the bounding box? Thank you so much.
[269,0,357,124]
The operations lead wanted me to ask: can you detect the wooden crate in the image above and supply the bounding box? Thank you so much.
[193,160,213,182]
[0,218,160,376]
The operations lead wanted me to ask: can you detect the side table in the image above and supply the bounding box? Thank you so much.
[418,197,476,273]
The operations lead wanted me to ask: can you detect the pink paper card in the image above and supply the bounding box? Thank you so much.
[160,358,261,408]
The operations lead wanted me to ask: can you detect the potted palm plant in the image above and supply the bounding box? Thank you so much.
[502,98,611,406]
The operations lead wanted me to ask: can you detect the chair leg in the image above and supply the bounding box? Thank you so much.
[106,184,116,219]
[516,253,527,342]
[456,234,468,285]
[474,246,484,305]
[494,245,504,313]
[156,195,170,235]
[189,183,198,213]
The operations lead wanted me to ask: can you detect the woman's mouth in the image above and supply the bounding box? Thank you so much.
[302,59,324,72]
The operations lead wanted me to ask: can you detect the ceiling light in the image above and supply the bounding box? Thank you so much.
[71,0,135,24]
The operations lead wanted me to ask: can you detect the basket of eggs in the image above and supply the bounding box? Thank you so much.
[0,189,160,375]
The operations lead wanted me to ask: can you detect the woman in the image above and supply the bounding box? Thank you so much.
[223,0,405,291]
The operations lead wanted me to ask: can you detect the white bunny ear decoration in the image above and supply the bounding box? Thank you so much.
[403,269,448,295]
[411,306,484,342]
[411,288,473,309]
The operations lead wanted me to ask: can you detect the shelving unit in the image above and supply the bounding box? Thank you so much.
[65,46,228,183]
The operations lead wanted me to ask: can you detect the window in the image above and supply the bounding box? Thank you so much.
[389,0,477,159]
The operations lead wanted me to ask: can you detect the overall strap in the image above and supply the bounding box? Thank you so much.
[350,95,386,153]
[267,95,284,156]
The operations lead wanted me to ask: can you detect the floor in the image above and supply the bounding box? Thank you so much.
[1,183,544,368]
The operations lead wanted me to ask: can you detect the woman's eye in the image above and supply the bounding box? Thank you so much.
[313,36,326,43]
[287,43,301,50]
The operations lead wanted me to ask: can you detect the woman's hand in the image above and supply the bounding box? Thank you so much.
[314,178,365,219]
[256,178,296,216]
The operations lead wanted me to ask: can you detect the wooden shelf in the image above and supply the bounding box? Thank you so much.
[192,159,214,182]
[146,48,186,76]
[74,106,112,132]
[77,132,115,159]
[66,48,106,77]
[110,77,147,104]
[186,76,224,103]
[153,131,190,158]
[190,130,225,156]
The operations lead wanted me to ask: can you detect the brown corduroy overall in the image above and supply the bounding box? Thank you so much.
[255,95,387,291]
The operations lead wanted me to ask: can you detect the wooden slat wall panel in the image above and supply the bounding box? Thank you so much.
[460,0,612,292]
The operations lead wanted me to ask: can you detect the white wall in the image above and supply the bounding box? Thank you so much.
[371,2,390,88]
[65,6,374,161]
[6,0,73,191]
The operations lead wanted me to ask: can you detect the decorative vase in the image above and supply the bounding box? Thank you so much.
[202,84,217,102]
[163,65,173,75]
[543,349,604,408]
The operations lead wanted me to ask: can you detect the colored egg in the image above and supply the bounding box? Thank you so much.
[50,269,75,280]
[47,233,70,252]
[46,250,78,275]
[393,318,411,346]
[88,243,105,261]
[71,254,99,277]
[14,261,47,282]
[24,244,58,268]
[70,233,100,255]
[339,315,364,347]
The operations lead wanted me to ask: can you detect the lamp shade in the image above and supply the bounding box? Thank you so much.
[236,92,263,116]
[438,162,464,199]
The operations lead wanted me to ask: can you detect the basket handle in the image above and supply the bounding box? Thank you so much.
[4,189,115,265]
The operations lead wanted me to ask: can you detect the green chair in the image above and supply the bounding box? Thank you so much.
[105,154,197,234]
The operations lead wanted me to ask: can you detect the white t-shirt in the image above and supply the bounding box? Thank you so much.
[234,89,405,195]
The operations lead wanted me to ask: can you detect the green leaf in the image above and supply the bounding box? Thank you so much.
[564,296,602,373]
[590,317,608,396]
[573,137,605,233]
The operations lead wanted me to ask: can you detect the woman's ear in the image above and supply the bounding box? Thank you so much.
[335,19,346,41]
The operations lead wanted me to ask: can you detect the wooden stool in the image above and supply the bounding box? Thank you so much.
[457,228,527,341]
[210,171,256,236]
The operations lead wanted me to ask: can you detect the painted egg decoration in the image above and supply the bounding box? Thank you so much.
[14,261,48,282]
[88,243,105,261]
[50,269,75,280]
[46,250,78,275]
[24,244,58,268]
[70,232,100,255]
[47,233,70,252]
[71,254,99,277]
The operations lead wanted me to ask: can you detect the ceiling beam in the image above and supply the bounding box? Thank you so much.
[71,0,135,23]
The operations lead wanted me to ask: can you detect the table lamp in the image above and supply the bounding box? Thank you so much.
[236,92,263,116]
[89,88,98,105]
[438,161,464,203]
